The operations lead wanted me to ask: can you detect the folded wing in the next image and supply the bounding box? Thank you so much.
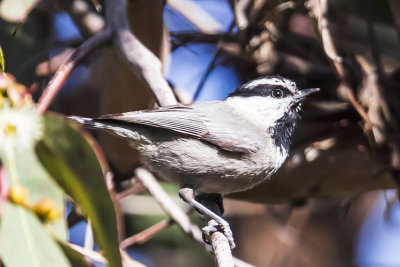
[96,104,261,153]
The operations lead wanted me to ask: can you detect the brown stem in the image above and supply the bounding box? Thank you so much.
[37,29,111,113]
[105,0,177,107]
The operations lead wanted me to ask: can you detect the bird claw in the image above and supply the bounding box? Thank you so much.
[202,220,236,250]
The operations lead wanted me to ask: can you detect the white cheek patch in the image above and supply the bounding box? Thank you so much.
[246,77,297,93]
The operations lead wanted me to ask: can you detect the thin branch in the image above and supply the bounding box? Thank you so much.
[134,168,251,267]
[366,0,385,81]
[134,168,203,243]
[53,0,104,38]
[84,220,94,251]
[67,243,146,267]
[306,0,372,126]
[209,220,235,267]
[230,0,252,31]
[192,48,222,102]
[37,28,112,113]
[67,242,107,264]
[120,219,172,248]
[192,22,235,102]
[306,0,343,74]
[117,180,146,200]
[106,0,177,107]
[120,206,195,248]
[105,171,125,242]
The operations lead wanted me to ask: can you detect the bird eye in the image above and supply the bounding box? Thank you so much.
[271,89,284,98]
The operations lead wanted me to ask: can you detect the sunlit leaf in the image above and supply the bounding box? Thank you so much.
[36,113,122,267]
[0,202,70,267]
[0,0,39,23]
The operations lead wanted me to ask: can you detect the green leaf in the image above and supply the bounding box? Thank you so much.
[0,44,4,72]
[36,113,122,267]
[0,202,70,267]
[2,148,66,240]
[0,0,39,23]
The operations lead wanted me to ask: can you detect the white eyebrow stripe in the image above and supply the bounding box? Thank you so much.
[246,78,297,92]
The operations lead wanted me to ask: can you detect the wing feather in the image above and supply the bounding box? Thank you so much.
[96,104,259,153]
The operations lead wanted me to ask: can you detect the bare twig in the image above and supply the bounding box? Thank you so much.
[134,168,203,242]
[306,0,343,72]
[192,22,235,102]
[120,219,172,248]
[84,220,94,251]
[120,250,147,267]
[134,168,252,267]
[53,0,104,38]
[67,243,146,267]
[37,28,111,113]
[231,0,252,30]
[106,171,125,242]
[67,242,107,264]
[306,0,372,126]
[117,180,146,200]
[106,0,177,107]
[209,220,235,267]
[366,0,384,80]
[192,47,222,102]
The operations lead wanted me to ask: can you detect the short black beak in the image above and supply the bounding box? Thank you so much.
[294,88,319,100]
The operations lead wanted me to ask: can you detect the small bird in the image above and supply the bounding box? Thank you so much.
[69,76,318,249]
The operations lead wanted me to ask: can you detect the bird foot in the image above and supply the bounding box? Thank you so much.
[179,187,235,250]
[202,219,236,250]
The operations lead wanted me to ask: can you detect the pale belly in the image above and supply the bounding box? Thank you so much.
[138,138,287,194]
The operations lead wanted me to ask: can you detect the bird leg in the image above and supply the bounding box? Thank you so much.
[178,187,236,249]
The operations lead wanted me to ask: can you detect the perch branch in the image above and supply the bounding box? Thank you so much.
[134,168,203,242]
[134,168,250,267]
[37,28,111,113]
[106,0,177,106]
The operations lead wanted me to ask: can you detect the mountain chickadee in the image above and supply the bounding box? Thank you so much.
[69,76,318,249]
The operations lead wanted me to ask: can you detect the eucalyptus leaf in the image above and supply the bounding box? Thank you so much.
[36,113,122,267]
[0,202,70,267]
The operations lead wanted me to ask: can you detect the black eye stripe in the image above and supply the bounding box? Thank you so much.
[253,85,292,96]
[228,77,297,98]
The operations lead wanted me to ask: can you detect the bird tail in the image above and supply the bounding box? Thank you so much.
[68,116,114,131]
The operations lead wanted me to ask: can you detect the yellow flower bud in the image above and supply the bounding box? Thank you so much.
[9,184,28,205]
[35,198,60,222]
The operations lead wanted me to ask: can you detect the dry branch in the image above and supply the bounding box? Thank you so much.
[134,168,252,267]
[37,28,111,113]
[306,0,372,126]
[134,168,203,242]
[53,0,104,38]
[105,0,177,106]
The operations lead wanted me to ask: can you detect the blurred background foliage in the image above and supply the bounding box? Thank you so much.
[0,0,400,266]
